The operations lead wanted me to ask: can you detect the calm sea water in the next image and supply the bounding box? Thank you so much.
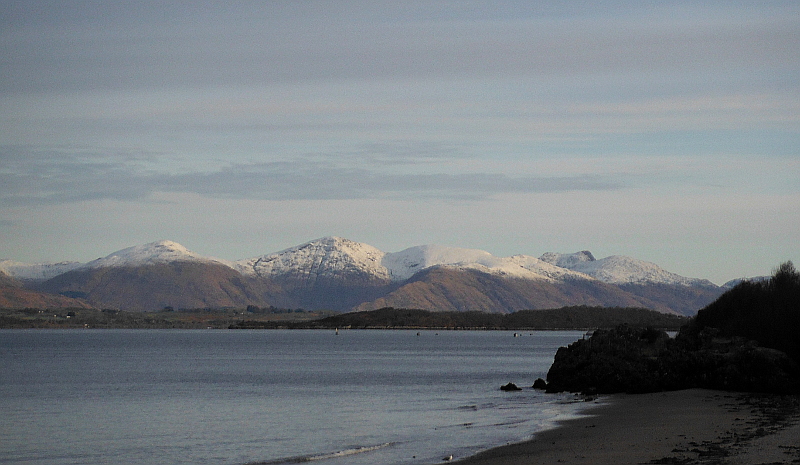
[0,329,589,465]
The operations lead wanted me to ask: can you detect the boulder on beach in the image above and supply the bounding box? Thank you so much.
[500,382,522,391]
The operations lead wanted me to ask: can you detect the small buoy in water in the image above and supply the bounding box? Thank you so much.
[335,328,339,335]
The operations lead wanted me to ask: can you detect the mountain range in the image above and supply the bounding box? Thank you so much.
[0,237,738,315]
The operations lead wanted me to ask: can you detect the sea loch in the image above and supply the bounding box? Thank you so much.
[1,329,589,465]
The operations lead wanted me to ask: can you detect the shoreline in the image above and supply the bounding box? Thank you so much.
[454,389,800,465]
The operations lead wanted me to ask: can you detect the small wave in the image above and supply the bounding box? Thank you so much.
[246,442,396,464]
[455,402,497,411]
[489,418,528,427]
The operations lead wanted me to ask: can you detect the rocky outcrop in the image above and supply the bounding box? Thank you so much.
[532,378,548,390]
[544,325,800,394]
[544,325,672,394]
[545,261,800,394]
[500,382,522,391]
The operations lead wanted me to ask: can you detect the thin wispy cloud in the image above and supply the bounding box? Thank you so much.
[0,146,622,205]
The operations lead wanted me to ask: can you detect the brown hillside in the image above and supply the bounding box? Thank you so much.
[267,272,393,312]
[37,261,293,312]
[354,267,679,314]
[617,283,724,317]
[0,271,93,309]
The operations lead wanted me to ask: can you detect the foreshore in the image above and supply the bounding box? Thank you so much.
[455,389,800,465]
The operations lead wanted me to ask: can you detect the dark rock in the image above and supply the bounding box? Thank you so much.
[532,378,548,390]
[544,262,800,395]
[545,324,800,394]
[500,382,522,391]
[545,325,671,394]
[662,340,800,393]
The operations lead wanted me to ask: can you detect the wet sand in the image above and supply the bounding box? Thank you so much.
[455,389,800,465]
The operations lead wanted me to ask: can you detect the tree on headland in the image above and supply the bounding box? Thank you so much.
[684,261,800,362]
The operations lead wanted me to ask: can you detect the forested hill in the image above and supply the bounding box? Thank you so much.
[232,306,688,330]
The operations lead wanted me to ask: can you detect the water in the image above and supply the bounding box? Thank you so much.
[0,329,589,465]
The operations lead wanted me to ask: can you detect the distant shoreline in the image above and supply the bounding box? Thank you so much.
[454,389,800,465]
[0,306,688,331]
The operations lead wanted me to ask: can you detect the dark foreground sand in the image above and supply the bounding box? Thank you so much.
[455,389,800,465]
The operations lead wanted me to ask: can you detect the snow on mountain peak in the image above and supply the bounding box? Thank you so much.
[382,244,500,280]
[84,240,219,269]
[539,251,596,268]
[237,239,579,283]
[721,275,770,289]
[0,259,83,281]
[542,252,712,286]
[505,254,595,281]
[237,236,390,280]
[2,236,714,289]
[382,245,591,281]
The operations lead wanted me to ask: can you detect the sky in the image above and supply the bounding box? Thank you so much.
[1,0,798,285]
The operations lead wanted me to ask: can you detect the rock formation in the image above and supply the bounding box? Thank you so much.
[544,262,800,394]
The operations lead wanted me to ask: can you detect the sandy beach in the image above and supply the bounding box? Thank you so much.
[456,389,800,465]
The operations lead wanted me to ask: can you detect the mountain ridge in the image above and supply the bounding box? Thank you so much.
[2,237,718,287]
[3,237,733,314]
[538,251,716,287]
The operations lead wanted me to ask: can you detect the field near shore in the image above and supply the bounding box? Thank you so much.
[457,389,800,465]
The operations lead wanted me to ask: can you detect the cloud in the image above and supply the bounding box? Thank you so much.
[2,2,796,94]
[0,146,166,204]
[0,146,622,206]
[181,163,621,201]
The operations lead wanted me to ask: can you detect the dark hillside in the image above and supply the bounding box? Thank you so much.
[616,282,724,317]
[235,305,688,330]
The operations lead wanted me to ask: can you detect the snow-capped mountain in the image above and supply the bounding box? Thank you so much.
[539,251,596,269]
[539,252,716,287]
[1,241,228,282]
[0,259,83,282]
[3,236,727,314]
[4,237,714,288]
[229,237,723,314]
[383,244,509,280]
[236,237,591,283]
[235,237,396,311]
[383,244,591,281]
[82,240,232,269]
[236,237,390,281]
[31,241,286,312]
[722,276,771,289]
